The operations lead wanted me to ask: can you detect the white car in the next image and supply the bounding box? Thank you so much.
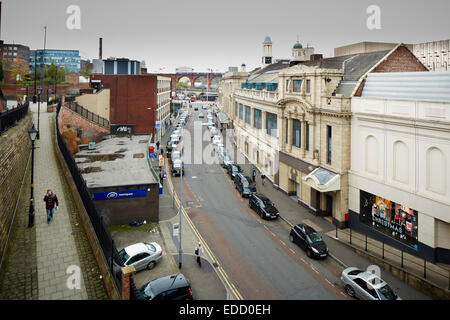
[221,155,233,168]
[212,135,222,146]
[117,242,163,272]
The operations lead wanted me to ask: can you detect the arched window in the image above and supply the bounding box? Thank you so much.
[426,147,446,194]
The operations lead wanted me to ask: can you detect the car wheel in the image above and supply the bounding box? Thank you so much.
[147,261,156,270]
[345,284,355,297]
[307,249,312,258]
[289,234,294,243]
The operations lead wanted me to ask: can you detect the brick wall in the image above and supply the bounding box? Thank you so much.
[354,45,428,97]
[0,113,32,263]
[0,83,90,99]
[90,75,157,134]
[372,45,428,73]
[58,106,109,154]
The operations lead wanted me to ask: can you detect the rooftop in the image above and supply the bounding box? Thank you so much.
[75,135,157,188]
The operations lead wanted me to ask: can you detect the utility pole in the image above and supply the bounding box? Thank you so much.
[178,125,183,269]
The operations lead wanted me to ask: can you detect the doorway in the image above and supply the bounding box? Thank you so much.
[325,195,333,216]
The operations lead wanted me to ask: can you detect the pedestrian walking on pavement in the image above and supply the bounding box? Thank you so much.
[156,141,160,152]
[159,171,164,187]
[252,168,256,183]
[261,173,266,186]
[43,189,59,224]
[195,242,204,267]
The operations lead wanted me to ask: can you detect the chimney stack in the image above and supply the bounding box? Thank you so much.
[241,63,246,72]
[99,37,103,60]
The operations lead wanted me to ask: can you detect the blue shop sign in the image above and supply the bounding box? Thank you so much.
[93,189,147,201]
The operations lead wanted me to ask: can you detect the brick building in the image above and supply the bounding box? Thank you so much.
[88,74,167,135]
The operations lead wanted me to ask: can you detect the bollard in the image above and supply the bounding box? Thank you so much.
[349,228,352,245]
[424,259,427,279]
[401,250,404,268]
[365,234,368,252]
[335,225,338,239]
[382,242,384,259]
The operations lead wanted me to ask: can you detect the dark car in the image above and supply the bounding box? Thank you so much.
[137,273,193,300]
[234,173,256,198]
[289,224,328,259]
[226,164,242,178]
[249,193,279,220]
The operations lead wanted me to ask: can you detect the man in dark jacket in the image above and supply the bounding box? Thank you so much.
[44,189,59,224]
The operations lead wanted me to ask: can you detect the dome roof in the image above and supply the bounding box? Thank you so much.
[263,36,272,44]
[293,42,303,49]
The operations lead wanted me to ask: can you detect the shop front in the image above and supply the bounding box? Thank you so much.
[359,190,419,250]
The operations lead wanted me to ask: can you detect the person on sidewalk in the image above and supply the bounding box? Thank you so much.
[159,171,164,187]
[195,242,204,267]
[43,189,59,224]
[252,168,256,183]
[261,172,266,186]
[156,141,160,153]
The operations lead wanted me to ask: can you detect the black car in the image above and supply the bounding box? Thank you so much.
[137,273,193,300]
[234,173,256,198]
[249,193,279,220]
[226,164,242,178]
[289,224,328,259]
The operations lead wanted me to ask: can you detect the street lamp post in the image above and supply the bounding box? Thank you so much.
[28,124,39,228]
[178,125,183,269]
[37,88,42,140]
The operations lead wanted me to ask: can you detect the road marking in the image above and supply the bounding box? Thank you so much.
[165,160,244,300]
[289,248,296,254]
[325,279,335,287]
[279,240,286,246]
[263,225,268,230]
[300,258,306,263]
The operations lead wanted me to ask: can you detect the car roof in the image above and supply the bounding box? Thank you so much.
[254,194,269,201]
[124,243,148,256]
[295,224,316,234]
[148,274,189,295]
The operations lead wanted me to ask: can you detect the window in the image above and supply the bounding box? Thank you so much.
[306,80,311,94]
[245,106,251,124]
[286,79,290,92]
[285,119,289,144]
[292,119,301,147]
[239,103,243,120]
[235,102,238,117]
[327,125,332,164]
[266,112,278,137]
[254,109,262,129]
[293,80,302,92]
[305,122,310,151]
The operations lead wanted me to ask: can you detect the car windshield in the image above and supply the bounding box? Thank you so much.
[307,232,323,243]
[224,156,231,161]
[262,198,273,207]
[145,243,156,252]
[377,284,398,300]
[118,249,129,265]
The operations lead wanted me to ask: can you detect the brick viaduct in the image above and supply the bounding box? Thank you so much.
[162,73,222,93]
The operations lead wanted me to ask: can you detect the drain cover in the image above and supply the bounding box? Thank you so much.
[186,201,195,207]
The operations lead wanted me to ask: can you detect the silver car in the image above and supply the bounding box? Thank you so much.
[340,267,401,300]
[118,242,163,272]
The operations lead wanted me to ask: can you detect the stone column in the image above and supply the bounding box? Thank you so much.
[287,113,293,153]
[121,265,136,300]
[301,117,306,157]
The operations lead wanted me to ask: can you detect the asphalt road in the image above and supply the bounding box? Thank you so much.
[169,103,348,300]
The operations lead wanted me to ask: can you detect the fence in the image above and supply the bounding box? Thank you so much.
[55,102,122,297]
[0,101,29,135]
[65,101,110,129]
[335,227,450,291]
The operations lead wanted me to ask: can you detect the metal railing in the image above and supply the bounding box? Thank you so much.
[336,227,450,290]
[0,101,30,135]
[65,101,110,129]
[55,102,122,297]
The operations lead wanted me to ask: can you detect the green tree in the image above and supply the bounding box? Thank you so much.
[57,66,67,82]
[82,64,91,78]
[177,82,190,89]
[46,62,58,80]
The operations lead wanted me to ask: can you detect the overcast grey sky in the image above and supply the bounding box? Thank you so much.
[2,0,450,73]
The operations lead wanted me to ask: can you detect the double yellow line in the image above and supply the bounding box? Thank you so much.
[164,161,244,300]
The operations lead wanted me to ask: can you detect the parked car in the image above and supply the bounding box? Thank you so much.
[234,173,256,198]
[198,112,204,118]
[194,107,198,111]
[220,155,233,168]
[212,135,222,145]
[226,164,242,178]
[117,242,163,272]
[210,127,218,136]
[248,193,279,220]
[340,267,401,300]
[172,159,184,176]
[137,273,193,300]
[289,224,328,259]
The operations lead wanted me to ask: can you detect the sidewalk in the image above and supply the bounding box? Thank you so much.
[1,103,107,300]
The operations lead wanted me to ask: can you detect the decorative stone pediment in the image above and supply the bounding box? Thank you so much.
[277,98,314,115]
